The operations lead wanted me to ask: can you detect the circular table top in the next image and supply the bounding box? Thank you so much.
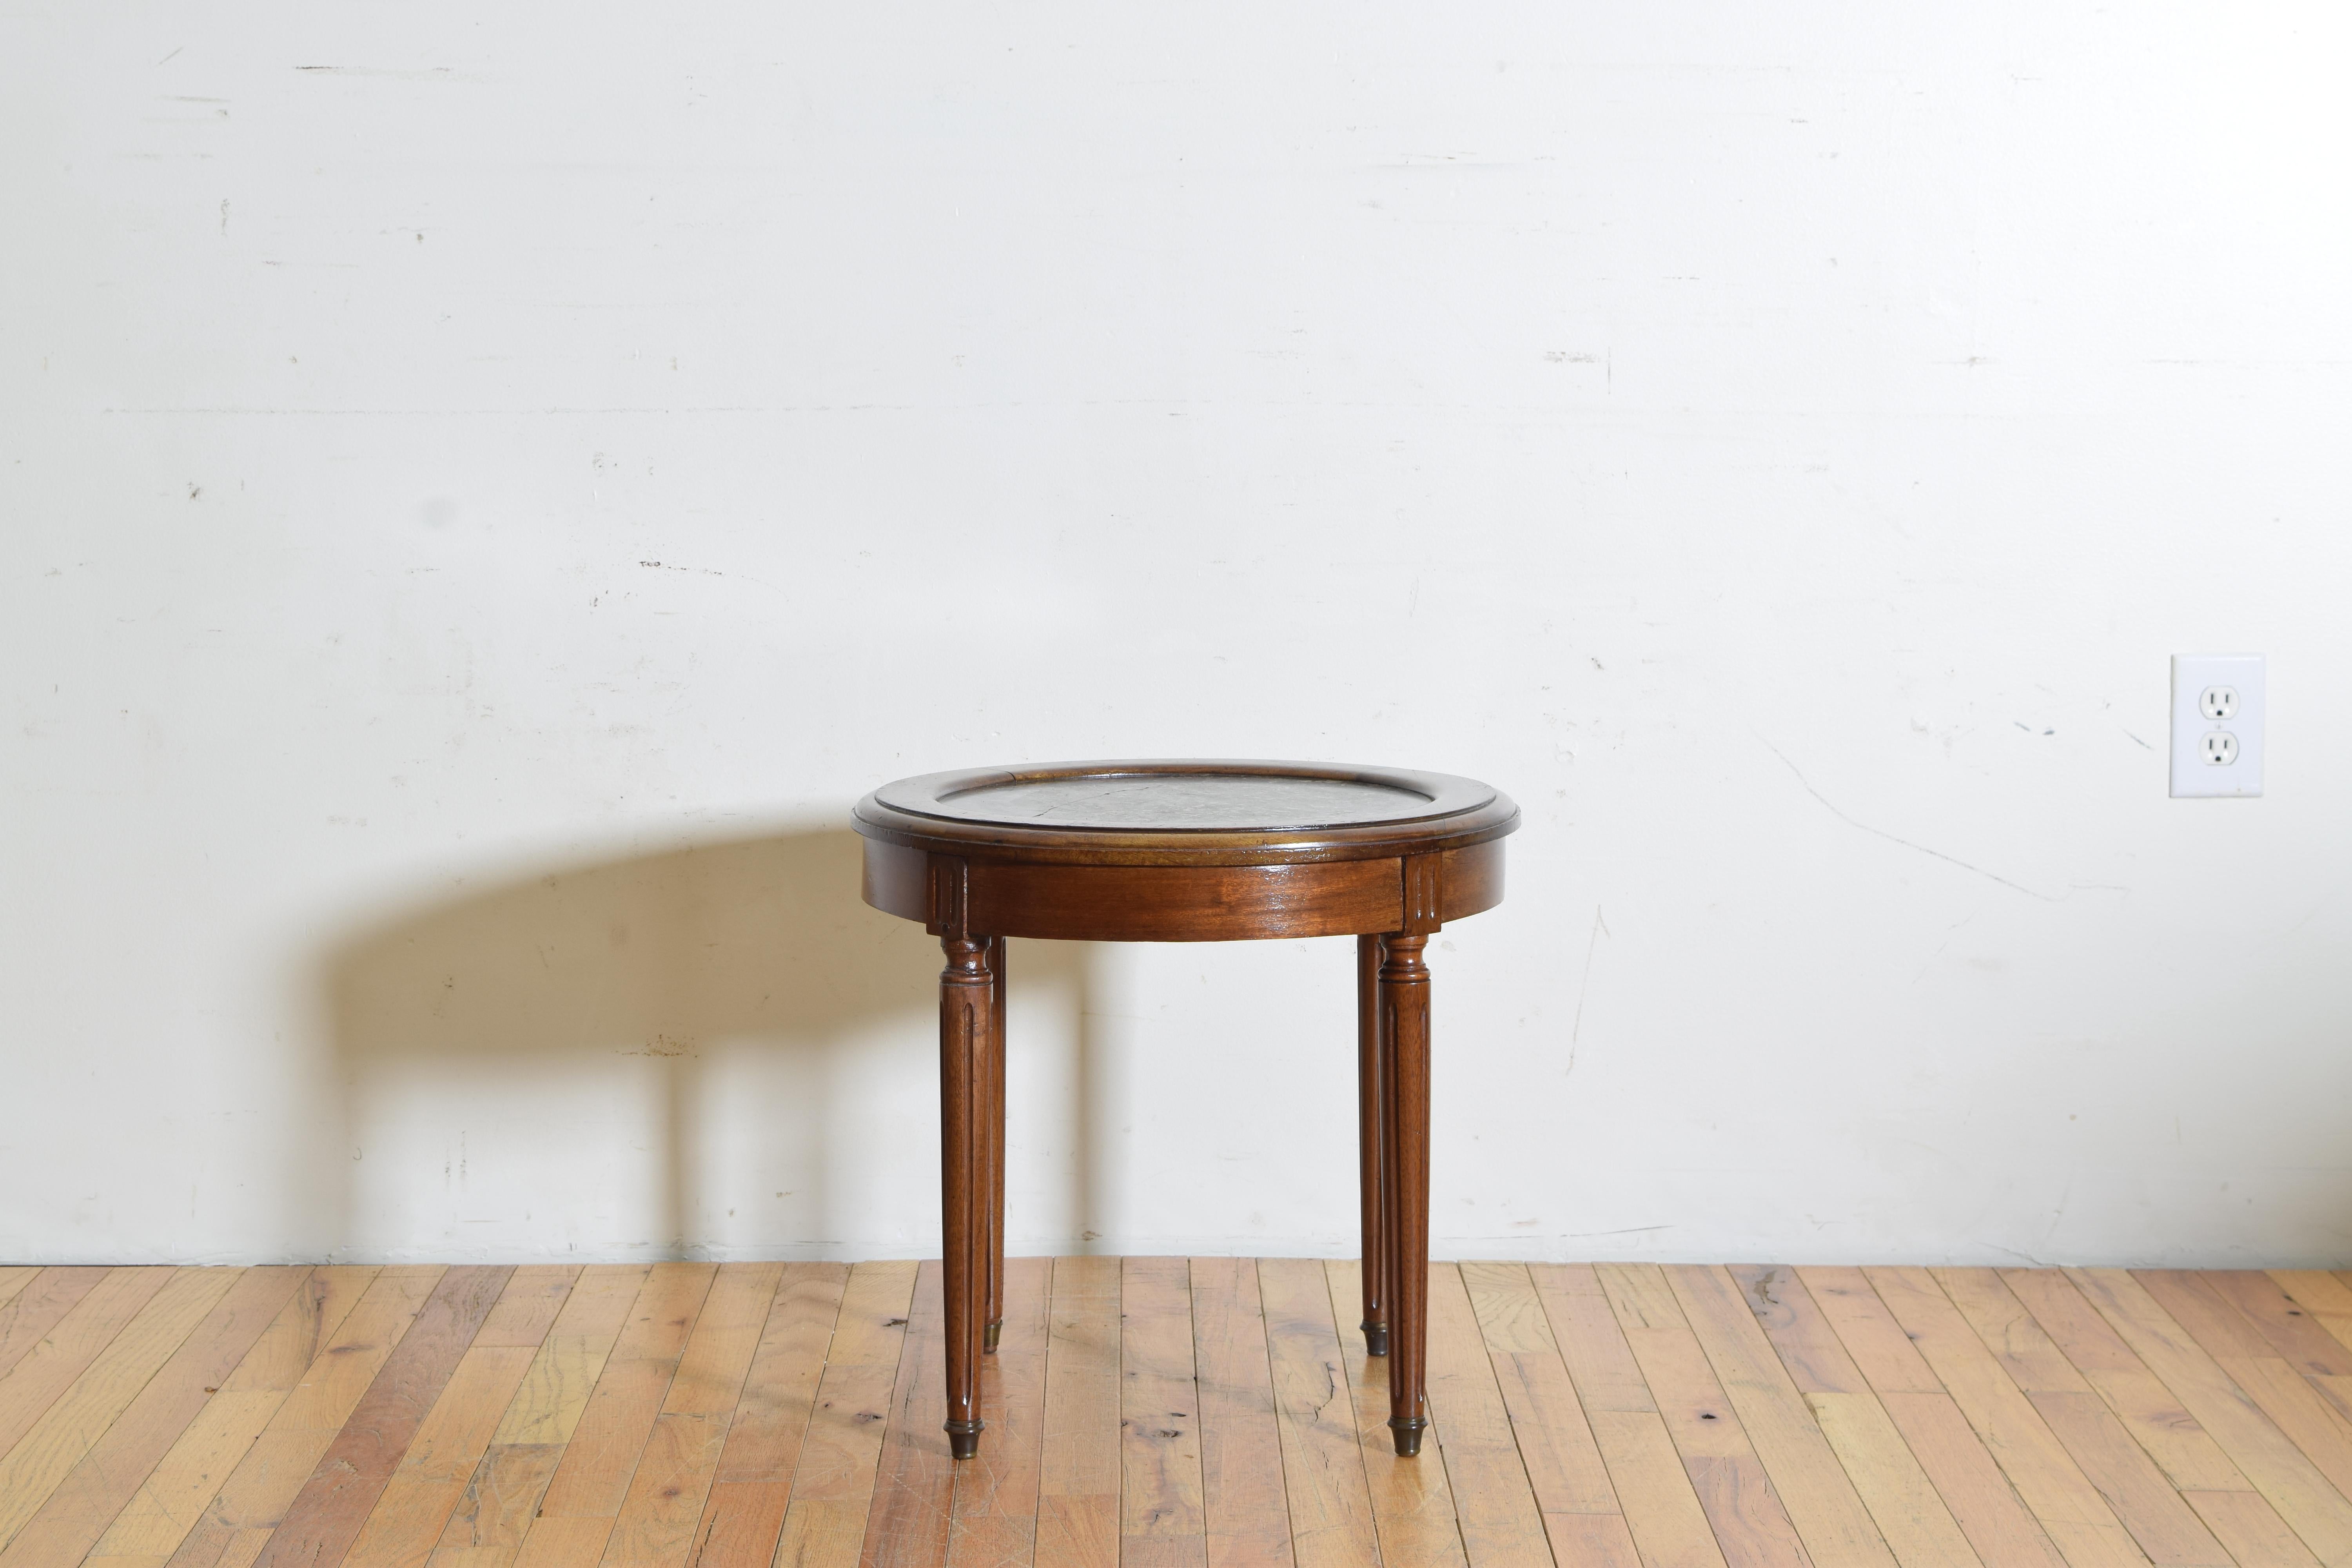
[854,759,1518,866]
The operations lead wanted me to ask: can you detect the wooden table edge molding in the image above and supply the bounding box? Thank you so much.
[851,758,1519,1463]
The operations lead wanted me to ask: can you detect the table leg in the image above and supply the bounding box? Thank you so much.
[940,934,992,1459]
[1379,932,1432,1457]
[984,935,1007,1353]
[1356,934,1388,1357]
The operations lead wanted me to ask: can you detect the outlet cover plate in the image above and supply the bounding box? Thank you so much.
[2171,653,2264,797]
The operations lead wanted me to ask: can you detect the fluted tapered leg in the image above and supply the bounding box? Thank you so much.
[1379,932,1432,1456]
[983,935,1007,1352]
[940,934,991,1459]
[1357,934,1388,1356]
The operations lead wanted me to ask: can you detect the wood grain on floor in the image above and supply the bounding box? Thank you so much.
[5,1260,2351,1566]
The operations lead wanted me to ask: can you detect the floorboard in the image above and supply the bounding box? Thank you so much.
[12,1260,2352,1566]
[1185,1259,1288,1568]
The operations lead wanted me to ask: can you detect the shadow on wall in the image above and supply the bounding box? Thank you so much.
[317,824,1093,1260]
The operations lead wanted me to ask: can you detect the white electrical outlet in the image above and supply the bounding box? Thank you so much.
[2171,653,2264,797]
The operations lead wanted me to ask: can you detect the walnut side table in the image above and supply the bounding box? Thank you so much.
[853,759,1518,1460]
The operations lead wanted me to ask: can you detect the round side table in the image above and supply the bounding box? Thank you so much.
[853,759,1518,1460]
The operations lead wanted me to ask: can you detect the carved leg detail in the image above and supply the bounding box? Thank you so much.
[940,935,991,1459]
[1357,934,1388,1357]
[1379,933,1432,1457]
[984,935,1007,1353]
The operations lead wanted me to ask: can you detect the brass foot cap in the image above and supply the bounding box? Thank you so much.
[984,1319,1002,1353]
[946,1420,984,1460]
[1363,1323,1389,1357]
[1388,1416,1428,1458]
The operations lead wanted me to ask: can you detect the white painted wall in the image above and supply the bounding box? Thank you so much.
[6,4,2350,1268]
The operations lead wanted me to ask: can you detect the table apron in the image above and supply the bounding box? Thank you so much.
[862,838,1504,941]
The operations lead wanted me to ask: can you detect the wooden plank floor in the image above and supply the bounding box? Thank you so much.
[3,1262,2351,1565]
